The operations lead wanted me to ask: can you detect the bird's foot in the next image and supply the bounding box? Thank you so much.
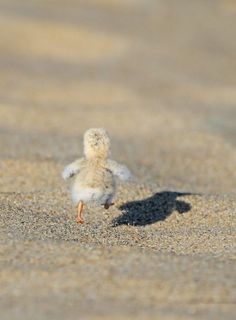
[76,217,84,224]
[104,202,114,210]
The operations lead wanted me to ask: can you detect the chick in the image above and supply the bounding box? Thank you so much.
[62,128,132,223]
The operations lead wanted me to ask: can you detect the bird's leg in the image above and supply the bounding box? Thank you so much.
[104,202,114,210]
[76,201,84,224]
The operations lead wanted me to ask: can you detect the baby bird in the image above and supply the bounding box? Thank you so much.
[62,128,132,224]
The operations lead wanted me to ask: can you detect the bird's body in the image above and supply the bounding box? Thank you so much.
[71,158,116,206]
[62,128,131,223]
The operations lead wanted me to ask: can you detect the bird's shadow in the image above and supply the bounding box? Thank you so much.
[112,191,192,227]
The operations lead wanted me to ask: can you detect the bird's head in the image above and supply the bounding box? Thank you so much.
[83,128,111,160]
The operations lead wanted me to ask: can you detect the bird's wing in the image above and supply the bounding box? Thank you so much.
[106,159,132,182]
[62,158,86,180]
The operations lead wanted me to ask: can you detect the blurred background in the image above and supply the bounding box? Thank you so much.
[1,2,236,320]
[0,0,236,193]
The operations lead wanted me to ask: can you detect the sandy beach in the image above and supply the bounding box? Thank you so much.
[0,0,236,319]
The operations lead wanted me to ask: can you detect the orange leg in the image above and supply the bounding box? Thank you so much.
[76,201,84,224]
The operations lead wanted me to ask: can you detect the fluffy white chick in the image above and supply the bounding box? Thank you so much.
[62,128,132,223]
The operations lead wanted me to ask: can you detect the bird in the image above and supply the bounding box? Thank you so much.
[62,128,132,224]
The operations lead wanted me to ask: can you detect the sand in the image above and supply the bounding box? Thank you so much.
[0,0,236,319]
